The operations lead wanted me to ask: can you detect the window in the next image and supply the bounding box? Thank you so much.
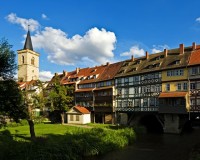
[118,101,122,107]
[191,67,198,75]
[166,84,170,91]
[167,69,184,76]
[125,77,129,86]
[125,88,129,96]
[151,85,155,92]
[142,86,146,93]
[183,83,187,90]
[70,115,73,121]
[105,81,111,86]
[125,77,129,83]
[117,89,122,96]
[76,115,79,121]
[117,78,122,85]
[22,55,25,64]
[190,99,195,105]
[31,57,35,65]
[155,85,161,92]
[190,83,196,90]
[134,99,140,107]
[150,98,155,106]
[177,83,181,91]
[134,87,139,94]
[143,98,148,106]
[128,101,133,107]
[197,99,200,105]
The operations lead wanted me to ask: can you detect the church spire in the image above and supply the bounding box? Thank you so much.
[23,26,33,51]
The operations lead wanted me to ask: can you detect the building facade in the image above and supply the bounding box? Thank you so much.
[17,30,39,82]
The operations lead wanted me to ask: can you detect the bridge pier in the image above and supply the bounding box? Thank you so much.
[163,114,181,134]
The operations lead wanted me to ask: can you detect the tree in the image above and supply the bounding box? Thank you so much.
[22,80,47,139]
[0,38,25,121]
[0,80,26,122]
[0,38,16,80]
[0,38,34,139]
[48,80,73,124]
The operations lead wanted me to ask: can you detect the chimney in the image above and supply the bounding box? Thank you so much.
[146,51,149,59]
[164,49,168,57]
[131,55,134,61]
[63,70,67,76]
[179,43,184,55]
[76,67,80,74]
[192,42,196,51]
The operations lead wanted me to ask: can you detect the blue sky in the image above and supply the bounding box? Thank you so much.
[1,0,200,81]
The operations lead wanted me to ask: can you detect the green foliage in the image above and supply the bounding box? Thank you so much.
[48,81,74,112]
[0,38,27,123]
[0,124,136,160]
[0,38,16,80]
[0,80,27,122]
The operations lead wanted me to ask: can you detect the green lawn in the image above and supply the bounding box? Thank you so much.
[2,124,76,139]
[0,123,135,160]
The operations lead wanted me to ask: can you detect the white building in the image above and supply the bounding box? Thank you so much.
[67,106,91,124]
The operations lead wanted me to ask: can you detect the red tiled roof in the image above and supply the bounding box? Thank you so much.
[159,92,187,98]
[189,49,200,66]
[18,80,38,89]
[98,62,123,81]
[74,106,90,114]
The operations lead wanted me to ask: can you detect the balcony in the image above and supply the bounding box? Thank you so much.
[93,106,113,113]
[159,105,187,114]
[95,96,113,102]
[190,105,200,112]
[116,107,158,112]
[75,97,93,102]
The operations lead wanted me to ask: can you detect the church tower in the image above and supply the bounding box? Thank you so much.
[17,30,40,82]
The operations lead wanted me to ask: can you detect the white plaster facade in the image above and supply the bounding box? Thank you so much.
[67,107,91,124]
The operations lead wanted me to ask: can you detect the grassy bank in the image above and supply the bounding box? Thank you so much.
[0,123,135,160]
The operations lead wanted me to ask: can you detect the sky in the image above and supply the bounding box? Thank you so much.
[1,0,200,81]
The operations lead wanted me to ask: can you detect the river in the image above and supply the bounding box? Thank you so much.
[95,127,200,160]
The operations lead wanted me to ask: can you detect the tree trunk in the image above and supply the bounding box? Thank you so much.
[28,119,36,140]
[61,112,65,124]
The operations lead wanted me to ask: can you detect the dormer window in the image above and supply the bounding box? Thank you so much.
[136,60,140,64]
[123,62,129,67]
[155,56,160,60]
[168,60,181,66]
[91,69,97,73]
[118,70,125,74]
[128,68,137,72]
[175,60,180,64]
[155,63,160,67]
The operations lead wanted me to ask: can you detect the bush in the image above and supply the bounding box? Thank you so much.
[0,124,136,160]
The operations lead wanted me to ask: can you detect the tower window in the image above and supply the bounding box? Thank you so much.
[31,57,35,65]
[22,55,25,64]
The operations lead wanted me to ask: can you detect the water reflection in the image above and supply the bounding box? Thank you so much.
[97,127,200,160]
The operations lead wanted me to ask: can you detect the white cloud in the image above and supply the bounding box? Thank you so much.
[32,27,116,65]
[196,17,200,23]
[151,44,169,53]
[39,71,54,81]
[6,13,40,32]
[120,45,145,58]
[6,13,116,66]
[41,14,48,20]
